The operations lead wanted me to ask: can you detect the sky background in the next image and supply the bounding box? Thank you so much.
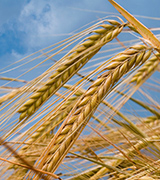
[0,1,160,178]
[0,0,160,68]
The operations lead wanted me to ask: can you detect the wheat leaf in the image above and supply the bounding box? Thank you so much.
[108,0,160,51]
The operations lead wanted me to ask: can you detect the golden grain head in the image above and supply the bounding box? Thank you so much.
[17,20,124,121]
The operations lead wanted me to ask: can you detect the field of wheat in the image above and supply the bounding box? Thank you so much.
[0,1,160,179]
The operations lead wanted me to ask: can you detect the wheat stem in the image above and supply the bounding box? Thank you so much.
[67,136,159,180]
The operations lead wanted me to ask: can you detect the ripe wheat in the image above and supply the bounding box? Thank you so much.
[18,20,125,121]
[131,53,160,84]
[21,95,80,151]
[38,45,152,173]
[70,136,159,180]
[1,1,160,180]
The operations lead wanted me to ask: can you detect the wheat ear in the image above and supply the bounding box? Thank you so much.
[36,45,152,174]
[21,95,80,152]
[131,53,160,84]
[18,20,125,121]
[7,89,83,179]
[143,116,160,128]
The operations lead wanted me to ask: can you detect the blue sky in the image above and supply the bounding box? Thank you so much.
[0,0,160,68]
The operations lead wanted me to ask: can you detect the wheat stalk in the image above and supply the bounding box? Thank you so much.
[33,45,152,175]
[68,136,159,180]
[89,136,160,179]
[131,53,160,84]
[136,176,155,180]
[0,87,24,105]
[18,20,125,121]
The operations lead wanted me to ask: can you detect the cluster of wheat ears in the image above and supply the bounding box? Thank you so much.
[0,0,160,180]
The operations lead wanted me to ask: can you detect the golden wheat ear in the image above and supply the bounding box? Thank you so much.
[108,0,160,52]
[130,53,160,84]
[33,45,152,175]
[18,19,125,121]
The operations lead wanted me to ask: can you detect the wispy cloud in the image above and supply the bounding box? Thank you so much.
[18,0,59,47]
[0,0,112,62]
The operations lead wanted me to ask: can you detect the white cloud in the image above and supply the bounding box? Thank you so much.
[18,0,59,48]
[0,0,26,27]
[0,0,111,60]
[17,0,100,51]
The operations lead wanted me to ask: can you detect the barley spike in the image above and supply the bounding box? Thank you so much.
[131,53,160,84]
[18,20,125,121]
[38,45,152,174]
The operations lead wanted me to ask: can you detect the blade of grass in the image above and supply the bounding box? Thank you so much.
[108,0,160,51]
